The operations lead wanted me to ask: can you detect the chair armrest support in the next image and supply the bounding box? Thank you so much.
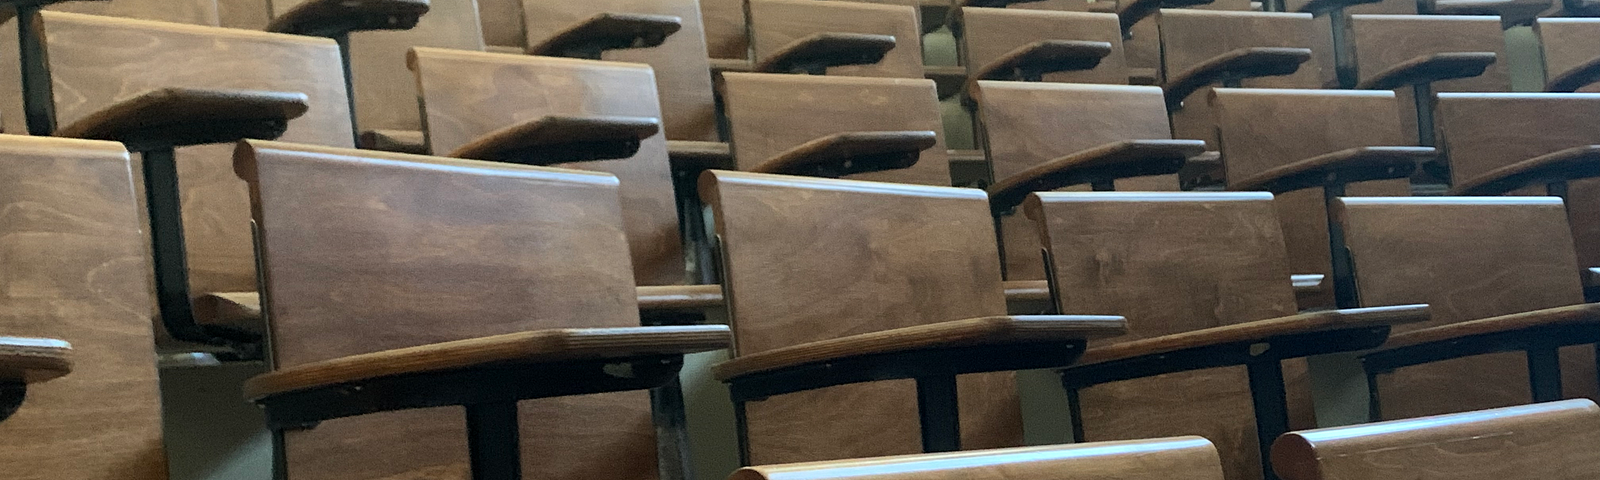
[668,140,734,172]
[1449,145,1600,196]
[987,139,1206,214]
[756,33,898,75]
[751,131,937,178]
[1165,47,1313,110]
[1356,52,1497,90]
[527,13,683,60]
[1227,146,1435,193]
[358,129,429,155]
[448,115,660,165]
[57,88,309,150]
[971,40,1114,82]
[266,0,430,37]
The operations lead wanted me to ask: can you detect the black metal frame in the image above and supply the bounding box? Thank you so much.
[13,1,55,136]
[725,340,1088,465]
[0,381,24,422]
[259,354,688,480]
[1059,325,1392,480]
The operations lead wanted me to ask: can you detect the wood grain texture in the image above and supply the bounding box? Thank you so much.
[721,73,951,186]
[521,0,716,141]
[957,8,1128,85]
[38,11,353,309]
[1380,303,1600,349]
[1211,88,1411,310]
[1347,14,1509,144]
[47,0,221,25]
[1336,196,1597,419]
[1075,305,1428,365]
[1159,11,1323,147]
[410,48,685,286]
[1273,399,1600,480]
[0,337,72,384]
[733,436,1225,480]
[702,170,1021,464]
[1537,18,1600,93]
[237,139,660,480]
[1027,191,1316,480]
[0,135,164,480]
[748,0,922,78]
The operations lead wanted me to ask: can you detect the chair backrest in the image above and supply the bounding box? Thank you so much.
[409,47,684,286]
[0,135,163,480]
[479,0,525,48]
[721,72,951,186]
[702,170,1019,464]
[1158,11,1324,146]
[521,0,719,141]
[272,0,486,132]
[1027,191,1309,480]
[1337,197,1589,419]
[1274,399,1600,480]
[237,140,655,480]
[1118,1,1255,77]
[957,8,1128,85]
[1211,88,1411,309]
[33,11,352,317]
[1537,18,1600,93]
[48,0,221,25]
[734,436,1225,480]
[748,0,923,78]
[1347,15,1509,144]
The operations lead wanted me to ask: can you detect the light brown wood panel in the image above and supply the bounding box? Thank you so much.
[479,0,526,48]
[216,0,272,29]
[38,11,353,317]
[1536,18,1600,93]
[0,135,164,480]
[1347,15,1509,144]
[521,0,718,141]
[47,0,221,25]
[1029,191,1314,480]
[1212,88,1411,310]
[702,170,1020,464]
[748,0,923,78]
[958,8,1128,85]
[1274,399,1600,480]
[734,437,1225,480]
[1159,11,1322,147]
[238,140,658,480]
[1337,197,1597,419]
[409,48,684,286]
[721,72,951,186]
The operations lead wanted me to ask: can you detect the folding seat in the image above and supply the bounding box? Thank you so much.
[742,0,923,77]
[236,140,731,480]
[1273,399,1600,480]
[1338,15,1509,146]
[736,436,1225,480]
[701,170,1127,464]
[0,135,165,479]
[1536,18,1600,92]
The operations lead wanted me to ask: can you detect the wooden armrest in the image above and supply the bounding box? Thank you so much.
[1378,303,1600,350]
[358,129,428,155]
[637,285,724,311]
[971,40,1114,82]
[527,13,683,60]
[1548,55,1600,93]
[1227,146,1435,193]
[668,140,733,172]
[1164,47,1313,110]
[713,315,1128,381]
[1118,0,1217,33]
[0,337,71,384]
[266,0,430,37]
[1292,274,1326,296]
[734,437,1222,480]
[987,139,1207,213]
[1079,304,1430,365]
[1428,0,1549,24]
[755,33,898,75]
[447,115,660,166]
[1355,52,1497,90]
[1295,0,1384,14]
[245,325,731,400]
[1449,145,1600,196]
[56,88,309,150]
[750,131,936,178]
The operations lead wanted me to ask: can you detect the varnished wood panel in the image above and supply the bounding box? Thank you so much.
[1274,399,1600,480]
[1029,191,1314,480]
[1347,15,1509,144]
[522,0,718,141]
[702,170,1020,464]
[1212,88,1411,310]
[1337,197,1596,419]
[47,0,221,25]
[238,140,657,480]
[748,0,923,78]
[0,135,164,480]
[216,0,271,30]
[1112,0,1255,77]
[479,0,526,48]
[1536,18,1600,93]
[958,8,1128,85]
[1159,11,1322,147]
[39,11,353,314]
[721,72,951,186]
[410,48,684,286]
[701,0,924,60]
[734,437,1225,480]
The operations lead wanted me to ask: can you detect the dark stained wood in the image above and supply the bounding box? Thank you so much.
[446,115,661,165]
[1273,399,1600,480]
[755,32,899,75]
[751,131,936,177]
[954,7,1127,86]
[1347,14,1509,144]
[1536,18,1600,93]
[1026,191,1315,480]
[1354,52,1498,90]
[748,0,923,78]
[1164,47,1313,109]
[986,139,1206,212]
[701,170,1022,464]
[1380,303,1600,349]
[967,40,1113,84]
[721,73,952,186]
[526,13,682,58]
[1225,146,1435,193]
[1158,11,1324,146]
[0,337,72,384]
[637,285,724,310]
[1336,197,1597,419]
[1075,305,1428,365]
[236,139,661,480]
[409,47,685,286]
[0,135,164,479]
[55,87,309,145]
[521,0,718,141]
[1449,145,1600,196]
[266,0,430,36]
[733,436,1226,480]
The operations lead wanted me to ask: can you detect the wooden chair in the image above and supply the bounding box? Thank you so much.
[1156,10,1324,147]
[1537,18,1600,93]
[702,170,1128,465]
[1338,197,1600,421]
[235,140,731,480]
[745,0,922,77]
[520,0,719,142]
[1272,399,1600,480]
[0,134,165,479]
[1343,14,1508,146]
[735,436,1225,480]
[951,8,1127,90]
[45,0,221,25]
[1027,191,1429,480]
